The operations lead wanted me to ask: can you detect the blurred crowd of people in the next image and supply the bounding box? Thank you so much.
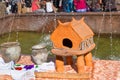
[1,0,118,14]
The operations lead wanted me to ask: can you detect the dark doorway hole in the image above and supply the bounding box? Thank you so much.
[62,38,73,48]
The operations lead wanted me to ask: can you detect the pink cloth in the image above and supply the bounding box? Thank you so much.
[73,0,87,10]
[32,0,39,11]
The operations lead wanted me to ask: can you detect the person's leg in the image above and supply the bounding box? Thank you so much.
[69,1,74,12]
[13,5,16,13]
[62,0,70,12]
[15,3,18,13]
[65,1,71,12]
[11,4,14,13]
[17,2,22,14]
[52,4,58,13]
[62,0,67,12]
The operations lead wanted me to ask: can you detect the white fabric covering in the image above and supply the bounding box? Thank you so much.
[0,57,14,70]
[0,57,55,80]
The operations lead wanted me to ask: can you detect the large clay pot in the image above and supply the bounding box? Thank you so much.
[31,43,48,65]
[0,42,21,63]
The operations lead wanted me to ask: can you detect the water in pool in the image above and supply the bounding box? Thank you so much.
[0,31,120,60]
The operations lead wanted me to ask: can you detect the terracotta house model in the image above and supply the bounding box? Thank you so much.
[50,17,95,73]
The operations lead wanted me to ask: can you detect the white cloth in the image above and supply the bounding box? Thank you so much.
[0,70,35,80]
[0,57,35,80]
[0,57,55,80]
[14,61,55,72]
[0,57,14,70]
[35,61,55,72]
[46,2,53,12]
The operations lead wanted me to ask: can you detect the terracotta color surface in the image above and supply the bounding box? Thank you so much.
[0,75,13,80]
[17,55,34,65]
[50,18,95,73]
[51,17,94,50]
[17,55,120,80]
[92,60,120,80]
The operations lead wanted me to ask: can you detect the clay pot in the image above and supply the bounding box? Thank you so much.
[31,43,48,65]
[0,42,21,63]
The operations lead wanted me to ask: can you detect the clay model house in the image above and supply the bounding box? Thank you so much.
[50,17,95,73]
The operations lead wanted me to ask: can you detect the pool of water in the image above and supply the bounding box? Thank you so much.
[0,31,120,60]
[93,34,120,60]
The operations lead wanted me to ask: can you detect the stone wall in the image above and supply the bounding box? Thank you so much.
[0,12,120,35]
